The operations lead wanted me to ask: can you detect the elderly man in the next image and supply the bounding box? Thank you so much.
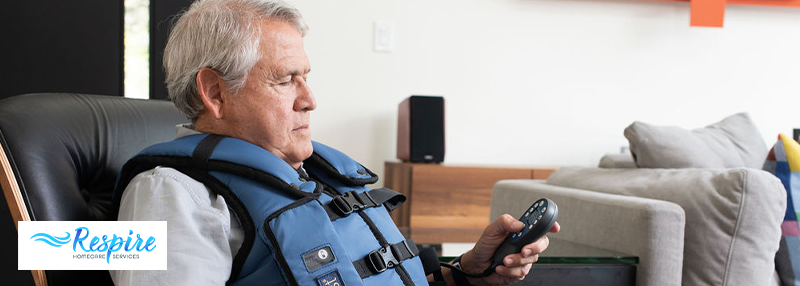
[111,0,559,285]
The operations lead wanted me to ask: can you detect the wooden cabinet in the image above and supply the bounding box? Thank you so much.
[384,162,556,230]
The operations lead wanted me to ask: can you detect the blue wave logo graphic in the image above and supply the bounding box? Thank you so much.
[30,232,71,247]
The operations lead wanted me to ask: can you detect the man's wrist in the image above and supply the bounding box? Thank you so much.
[450,256,475,286]
[459,250,490,275]
[451,253,491,286]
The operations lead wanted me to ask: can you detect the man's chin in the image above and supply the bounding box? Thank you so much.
[293,142,315,163]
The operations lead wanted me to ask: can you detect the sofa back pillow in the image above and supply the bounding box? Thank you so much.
[547,166,785,286]
[624,113,767,169]
[764,133,800,286]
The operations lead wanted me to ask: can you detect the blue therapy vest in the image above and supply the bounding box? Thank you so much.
[113,134,428,286]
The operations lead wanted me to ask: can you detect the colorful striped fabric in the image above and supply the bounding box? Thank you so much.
[764,133,800,286]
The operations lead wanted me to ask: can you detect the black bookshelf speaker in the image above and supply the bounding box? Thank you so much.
[794,128,799,141]
[397,95,445,163]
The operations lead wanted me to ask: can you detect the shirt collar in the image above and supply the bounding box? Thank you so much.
[175,123,201,139]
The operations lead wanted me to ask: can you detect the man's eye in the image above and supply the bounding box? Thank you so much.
[278,80,291,86]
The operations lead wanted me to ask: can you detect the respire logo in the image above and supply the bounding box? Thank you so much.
[19,221,166,270]
[30,232,71,247]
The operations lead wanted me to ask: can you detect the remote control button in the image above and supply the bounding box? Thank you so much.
[533,219,538,225]
[542,207,546,212]
[528,224,534,230]
[538,215,543,220]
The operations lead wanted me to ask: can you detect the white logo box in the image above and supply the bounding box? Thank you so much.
[19,221,167,270]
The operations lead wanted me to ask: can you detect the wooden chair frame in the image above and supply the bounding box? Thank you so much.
[1,140,48,286]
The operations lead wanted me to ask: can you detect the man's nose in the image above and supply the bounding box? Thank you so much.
[295,78,316,112]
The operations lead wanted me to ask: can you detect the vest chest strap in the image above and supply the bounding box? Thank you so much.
[324,188,406,221]
[353,239,419,279]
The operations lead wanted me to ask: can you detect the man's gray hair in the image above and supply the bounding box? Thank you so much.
[163,0,308,121]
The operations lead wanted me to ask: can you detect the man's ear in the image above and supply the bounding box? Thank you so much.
[196,67,225,119]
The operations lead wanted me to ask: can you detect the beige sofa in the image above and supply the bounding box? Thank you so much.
[489,113,787,286]
[491,166,785,286]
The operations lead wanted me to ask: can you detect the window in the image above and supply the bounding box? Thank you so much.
[124,0,149,99]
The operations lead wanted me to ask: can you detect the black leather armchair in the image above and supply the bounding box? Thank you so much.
[0,93,187,286]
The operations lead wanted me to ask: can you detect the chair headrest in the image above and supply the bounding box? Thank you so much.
[0,93,187,221]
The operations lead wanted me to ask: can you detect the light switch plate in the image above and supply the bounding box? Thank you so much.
[374,21,394,53]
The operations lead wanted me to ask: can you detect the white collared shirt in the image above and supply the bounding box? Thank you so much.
[111,124,244,286]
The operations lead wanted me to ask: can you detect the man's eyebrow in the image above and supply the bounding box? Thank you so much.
[271,67,310,80]
[287,68,310,76]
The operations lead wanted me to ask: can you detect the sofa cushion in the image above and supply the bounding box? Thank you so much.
[763,134,800,286]
[547,166,786,286]
[624,113,767,169]
[598,154,636,168]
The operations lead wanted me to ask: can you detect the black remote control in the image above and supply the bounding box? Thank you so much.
[490,198,558,269]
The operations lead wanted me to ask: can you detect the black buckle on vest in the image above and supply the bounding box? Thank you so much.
[398,240,414,258]
[332,191,362,215]
[368,245,399,273]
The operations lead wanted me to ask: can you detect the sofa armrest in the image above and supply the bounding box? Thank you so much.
[491,180,685,286]
[546,167,787,286]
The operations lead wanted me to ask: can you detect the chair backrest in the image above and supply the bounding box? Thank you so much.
[0,93,187,286]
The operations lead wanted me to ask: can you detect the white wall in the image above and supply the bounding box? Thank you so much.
[288,0,800,186]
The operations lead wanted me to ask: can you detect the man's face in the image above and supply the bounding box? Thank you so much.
[220,19,315,168]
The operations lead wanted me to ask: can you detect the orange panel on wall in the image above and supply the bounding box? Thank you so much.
[644,0,800,27]
[691,0,726,27]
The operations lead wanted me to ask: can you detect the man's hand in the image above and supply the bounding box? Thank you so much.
[460,214,560,285]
